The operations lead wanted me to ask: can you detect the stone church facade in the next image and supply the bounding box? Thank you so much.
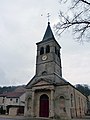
[24,22,87,119]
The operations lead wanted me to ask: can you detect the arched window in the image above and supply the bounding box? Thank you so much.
[46,45,50,53]
[57,50,60,58]
[42,71,47,75]
[40,47,44,55]
[55,47,57,54]
[60,96,66,112]
[2,98,5,103]
[71,94,73,107]
[79,97,80,106]
[27,97,31,110]
[60,96,65,103]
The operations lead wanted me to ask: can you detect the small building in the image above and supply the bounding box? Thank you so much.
[24,22,87,119]
[0,93,6,114]
[0,87,25,115]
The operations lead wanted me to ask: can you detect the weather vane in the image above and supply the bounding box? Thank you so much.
[47,13,50,22]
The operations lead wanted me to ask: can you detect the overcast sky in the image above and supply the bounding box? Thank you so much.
[0,0,90,87]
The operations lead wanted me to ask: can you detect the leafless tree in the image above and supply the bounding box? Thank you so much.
[55,0,90,43]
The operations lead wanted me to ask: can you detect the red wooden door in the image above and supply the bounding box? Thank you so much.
[39,94,49,117]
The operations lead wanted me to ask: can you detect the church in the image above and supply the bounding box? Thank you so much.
[24,22,87,119]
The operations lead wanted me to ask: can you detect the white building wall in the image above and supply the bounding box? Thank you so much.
[5,98,20,106]
[19,93,25,106]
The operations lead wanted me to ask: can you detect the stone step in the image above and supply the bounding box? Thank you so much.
[15,117,70,120]
[0,115,70,120]
[15,117,51,120]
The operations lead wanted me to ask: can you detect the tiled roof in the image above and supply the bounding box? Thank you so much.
[0,93,7,97]
[0,92,25,98]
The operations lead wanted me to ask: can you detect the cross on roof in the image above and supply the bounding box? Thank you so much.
[47,13,50,22]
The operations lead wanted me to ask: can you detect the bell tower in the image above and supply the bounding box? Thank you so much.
[36,22,62,78]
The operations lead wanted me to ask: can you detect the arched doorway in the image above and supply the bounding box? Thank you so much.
[39,94,49,117]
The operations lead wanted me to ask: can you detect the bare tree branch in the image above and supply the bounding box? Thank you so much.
[55,0,90,42]
[80,0,90,5]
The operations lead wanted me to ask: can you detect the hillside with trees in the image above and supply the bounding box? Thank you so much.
[0,85,25,94]
[75,84,90,96]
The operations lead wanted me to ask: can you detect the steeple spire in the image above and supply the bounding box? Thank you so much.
[42,22,55,41]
